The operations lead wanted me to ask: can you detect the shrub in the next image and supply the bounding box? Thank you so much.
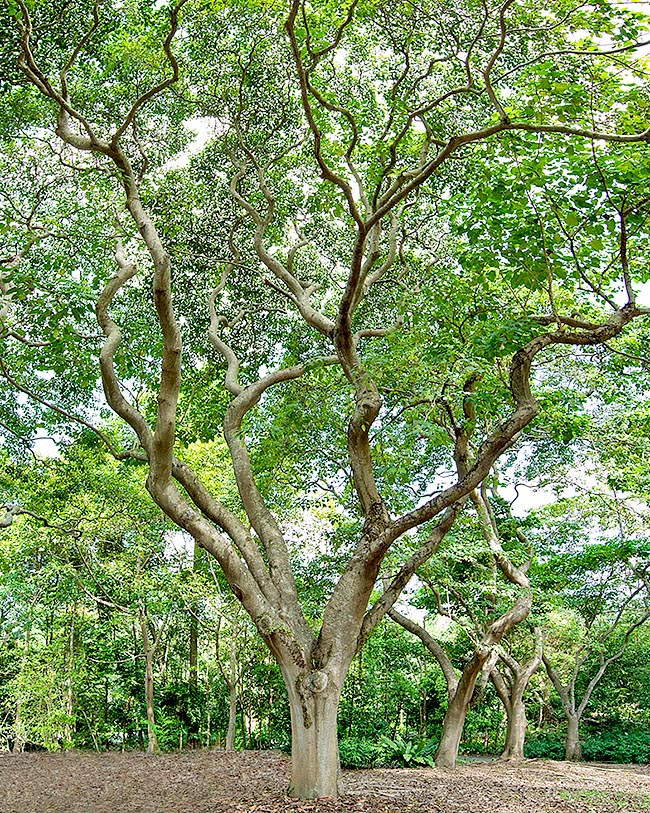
[582,730,650,764]
[338,737,380,768]
[379,733,437,767]
[524,734,565,760]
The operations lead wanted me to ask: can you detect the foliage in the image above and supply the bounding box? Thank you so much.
[379,733,438,768]
[338,737,381,769]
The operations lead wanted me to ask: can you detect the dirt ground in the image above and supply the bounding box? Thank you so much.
[1,750,649,813]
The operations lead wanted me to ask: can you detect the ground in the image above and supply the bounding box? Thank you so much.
[1,750,649,813]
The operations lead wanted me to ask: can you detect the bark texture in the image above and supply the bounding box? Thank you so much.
[490,628,543,761]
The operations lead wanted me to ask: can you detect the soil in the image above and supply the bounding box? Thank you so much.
[1,750,649,813]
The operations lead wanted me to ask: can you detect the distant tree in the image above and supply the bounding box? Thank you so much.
[534,504,650,760]
[390,484,536,767]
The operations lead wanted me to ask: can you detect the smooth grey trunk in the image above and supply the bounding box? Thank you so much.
[435,653,487,768]
[189,614,198,692]
[283,665,342,799]
[501,691,527,760]
[565,713,582,761]
[205,670,211,748]
[189,542,200,695]
[139,610,159,755]
[218,611,239,752]
[491,629,543,761]
[225,676,237,752]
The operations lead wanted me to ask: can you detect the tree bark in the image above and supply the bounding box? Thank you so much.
[565,713,582,761]
[189,614,198,693]
[225,681,237,752]
[139,609,159,755]
[189,541,199,696]
[492,630,543,761]
[435,652,487,768]
[501,689,527,760]
[283,665,342,799]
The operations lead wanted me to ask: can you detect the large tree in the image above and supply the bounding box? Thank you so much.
[2,0,650,797]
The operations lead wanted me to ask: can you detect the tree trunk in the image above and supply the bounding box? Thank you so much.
[225,612,238,752]
[225,681,237,752]
[12,698,24,753]
[205,670,211,748]
[283,666,342,799]
[189,614,198,693]
[12,627,30,754]
[435,653,486,768]
[64,608,75,747]
[565,713,582,761]
[139,610,159,755]
[501,691,527,760]
[189,542,199,695]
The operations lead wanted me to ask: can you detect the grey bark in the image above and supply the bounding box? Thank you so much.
[139,609,159,755]
[490,628,543,761]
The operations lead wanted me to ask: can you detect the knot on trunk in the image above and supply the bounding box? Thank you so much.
[305,670,328,694]
[255,612,275,636]
[363,500,389,538]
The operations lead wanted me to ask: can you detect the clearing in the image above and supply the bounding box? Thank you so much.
[0,750,649,812]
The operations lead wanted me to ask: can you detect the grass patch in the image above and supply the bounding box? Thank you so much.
[558,789,650,811]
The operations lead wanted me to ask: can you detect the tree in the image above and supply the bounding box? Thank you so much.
[390,483,535,767]
[541,567,650,761]
[489,626,543,761]
[532,494,650,761]
[2,0,650,797]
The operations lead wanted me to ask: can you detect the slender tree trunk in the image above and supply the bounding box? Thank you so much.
[189,542,199,695]
[543,656,582,761]
[12,627,30,754]
[189,615,198,692]
[435,653,487,768]
[64,608,75,747]
[497,631,543,763]
[565,713,582,761]
[205,670,211,748]
[225,680,237,752]
[283,665,342,799]
[139,609,159,755]
[12,699,24,753]
[225,612,239,752]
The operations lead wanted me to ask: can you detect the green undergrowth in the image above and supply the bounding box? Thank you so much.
[525,729,650,764]
[338,734,437,769]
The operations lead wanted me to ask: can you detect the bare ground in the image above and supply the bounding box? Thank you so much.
[1,750,649,813]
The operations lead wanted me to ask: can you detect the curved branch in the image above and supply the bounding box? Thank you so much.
[223,357,337,632]
[389,608,459,699]
[111,0,189,145]
[95,242,154,456]
[381,303,643,549]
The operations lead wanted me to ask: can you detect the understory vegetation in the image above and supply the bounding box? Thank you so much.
[1,440,649,765]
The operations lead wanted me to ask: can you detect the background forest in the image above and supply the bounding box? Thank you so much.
[1,423,650,766]
[1,0,650,796]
